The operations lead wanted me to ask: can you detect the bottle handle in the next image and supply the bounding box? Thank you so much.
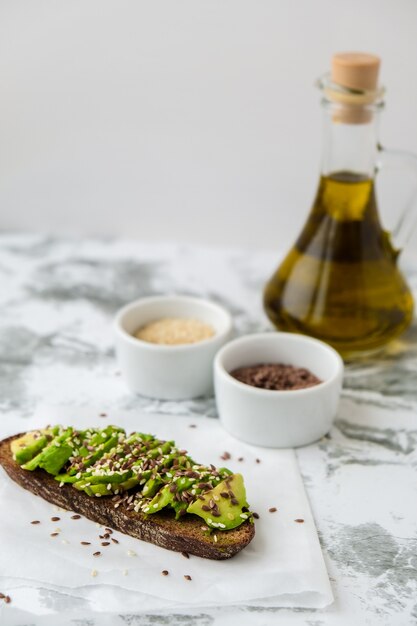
[376,144,417,251]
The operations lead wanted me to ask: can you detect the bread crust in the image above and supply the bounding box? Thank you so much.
[0,434,255,559]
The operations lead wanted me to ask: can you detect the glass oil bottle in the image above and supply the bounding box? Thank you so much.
[264,53,417,357]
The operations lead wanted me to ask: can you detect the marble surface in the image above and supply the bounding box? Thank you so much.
[0,234,416,626]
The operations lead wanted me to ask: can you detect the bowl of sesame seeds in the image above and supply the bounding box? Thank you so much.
[114,295,233,400]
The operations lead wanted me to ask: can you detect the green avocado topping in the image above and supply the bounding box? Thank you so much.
[11,425,253,531]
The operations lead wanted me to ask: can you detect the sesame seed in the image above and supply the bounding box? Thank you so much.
[127,550,136,557]
[91,569,98,577]
[61,539,69,545]
[269,507,277,513]
[123,569,128,576]
[213,534,218,543]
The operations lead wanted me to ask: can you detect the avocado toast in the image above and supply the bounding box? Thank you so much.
[0,425,255,559]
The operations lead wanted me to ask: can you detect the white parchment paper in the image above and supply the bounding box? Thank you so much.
[0,408,333,612]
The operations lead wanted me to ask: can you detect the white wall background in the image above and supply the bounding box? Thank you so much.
[1,0,417,250]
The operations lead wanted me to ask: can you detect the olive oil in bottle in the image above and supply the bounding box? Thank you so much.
[264,53,416,357]
[264,171,414,355]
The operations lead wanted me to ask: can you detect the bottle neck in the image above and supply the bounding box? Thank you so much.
[320,104,380,180]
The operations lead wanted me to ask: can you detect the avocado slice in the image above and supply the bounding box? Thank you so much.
[187,474,250,530]
[11,427,58,464]
[54,426,125,483]
[22,428,74,474]
[143,468,234,519]
[67,426,125,474]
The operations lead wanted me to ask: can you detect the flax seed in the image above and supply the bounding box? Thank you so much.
[81,541,91,545]
[269,507,277,513]
[101,542,110,546]
[51,517,60,522]
[181,551,190,559]
[30,520,41,524]
[184,575,192,581]
[93,551,101,557]
[162,570,169,576]
[295,518,304,523]
[71,515,81,520]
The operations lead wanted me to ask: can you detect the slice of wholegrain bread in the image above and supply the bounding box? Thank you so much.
[0,434,255,559]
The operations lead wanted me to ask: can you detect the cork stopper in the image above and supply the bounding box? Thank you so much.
[327,52,382,124]
[331,52,380,92]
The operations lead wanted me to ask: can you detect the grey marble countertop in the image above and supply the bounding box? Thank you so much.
[0,234,416,626]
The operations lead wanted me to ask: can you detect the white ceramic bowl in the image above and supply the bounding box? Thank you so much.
[214,332,344,448]
[114,295,233,400]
